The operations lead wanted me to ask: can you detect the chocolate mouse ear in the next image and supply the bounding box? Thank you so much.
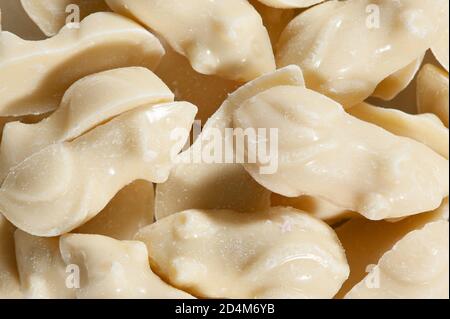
[0,102,197,237]
[105,0,275,82]
[0,12,164,117]
[59,233,194,299]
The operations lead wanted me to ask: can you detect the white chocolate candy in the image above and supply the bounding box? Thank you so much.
[136,207,350,299]
[417,64,449,128]
[0,67,174,181]
[21,0,109,36]
[0,12,164,116]
[0,102,197,236]
[14,230,74,299]
[335,198,448,298]
[431,0,449,72]
[155,66,304,221]
[345,220,449,299]
[233,86,449,220]
[271,194,356,224]
[0,214,22,299]
[372,55,424,101]
[276,0,445,107]
[76,180,154,241]
[105,0,275,82]
[60,234,194,299]
[256,0,323,9]
[348,102,449,159]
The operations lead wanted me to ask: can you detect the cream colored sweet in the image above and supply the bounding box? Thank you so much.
[372,55,424,101]
[14,230,74,299]
[431,0,449,72]
[417,64,449,128]
[76,180,154,241]
[0,102,197,236]
[348,102,449,159]
[0,67,174,181]
[335,198,448,298]
[105,0,275,82]
[0,12,164,117]
[155,66,304,220]
[256,0,323,9]
[345,221,449,299]
[271,194,356,224]
[0,214,22,299]
[233,86,449,220]
[21,0,109,36]
[276,0,446,107]
[136,207,349,299]
[60,234,194,299]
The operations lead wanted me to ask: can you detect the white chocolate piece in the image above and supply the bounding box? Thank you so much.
[256,0,324,9]
[431,0,449,71]
[335,198,448,298]
[136,207,350,299]
[0,67,174,181]
[76,180,154,241]
[250,0,296,46]
[0,102,197,236]
[271,194,356,224]
[345,221,449,299]
[60,234,194,299]
[233,86,449,220]
[417,64,449,128]
[155,42,240,122]
[276,0,445,107]
[14,230,74,299]
[372,55,424,101]
[21,0,109,36]
[155,66,304,220]
[0,12,164,116]
[348,102,449,159]
[0,214,22,299]
[105,0,275,82]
